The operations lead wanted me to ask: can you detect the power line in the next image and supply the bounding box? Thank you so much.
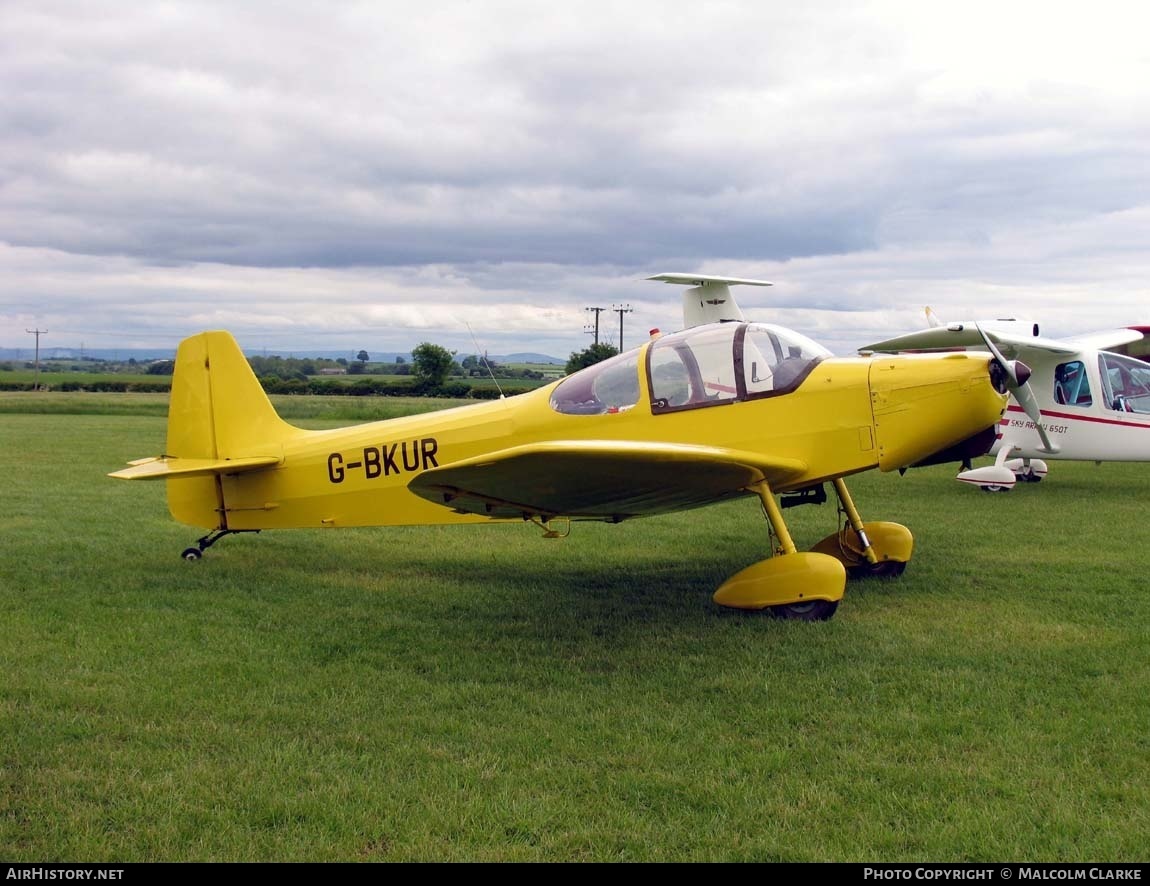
[584,306,606,346]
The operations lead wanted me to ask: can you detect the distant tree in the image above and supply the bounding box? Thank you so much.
[336,357,348,366]
[565,343,618,375]
[461,355,479,370]
[346,361,365,375]
[146,360,175,376]
[411,342,458,389]
[356,350,369,363]
[394,355,406,365]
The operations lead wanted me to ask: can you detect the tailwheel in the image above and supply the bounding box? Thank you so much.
[769,599,840,621]
[179,528,260,560]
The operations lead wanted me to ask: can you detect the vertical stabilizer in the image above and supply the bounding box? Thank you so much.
[165,331,303,528]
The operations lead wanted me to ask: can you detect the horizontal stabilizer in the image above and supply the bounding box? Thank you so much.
[108,455,280,481]
[649,272,770,328]
[647,273,773,288]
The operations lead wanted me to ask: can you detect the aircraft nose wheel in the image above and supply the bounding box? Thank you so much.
[181,547,203,561]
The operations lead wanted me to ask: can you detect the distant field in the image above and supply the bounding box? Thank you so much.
[0,367,554,393]
[2,399,1149,861]
[1,369,161,387]
[0,391,471,421]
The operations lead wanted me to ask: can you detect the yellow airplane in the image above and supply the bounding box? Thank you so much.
[110,290,1012,621]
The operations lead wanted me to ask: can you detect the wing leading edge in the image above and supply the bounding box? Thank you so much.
[407,440,807,521]
[863,326,1077,359]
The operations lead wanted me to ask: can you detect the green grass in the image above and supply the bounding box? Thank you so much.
[0,392,469,421]
[1,402,1148,861]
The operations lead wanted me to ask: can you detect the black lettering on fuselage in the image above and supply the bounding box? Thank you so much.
[421,437,439,468]
[326,437,440,484]
[401,441,420,472]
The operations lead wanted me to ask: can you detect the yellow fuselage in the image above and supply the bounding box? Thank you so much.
[171,346,1005,531]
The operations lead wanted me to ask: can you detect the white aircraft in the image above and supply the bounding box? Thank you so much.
[862,310,1150,491]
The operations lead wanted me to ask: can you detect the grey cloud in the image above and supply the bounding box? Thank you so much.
[3,1,1150,352]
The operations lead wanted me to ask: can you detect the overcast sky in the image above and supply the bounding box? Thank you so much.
[3,0,1150,358]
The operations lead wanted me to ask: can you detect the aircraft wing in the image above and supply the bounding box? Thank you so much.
[1061,328,1146,352]
[408,440,807,520]
[863,326,1077,359]
[109,455,280,480]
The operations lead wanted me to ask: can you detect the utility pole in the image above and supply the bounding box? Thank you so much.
[26,328,46,390]
[612,304,633,351]
[584,306,606,346]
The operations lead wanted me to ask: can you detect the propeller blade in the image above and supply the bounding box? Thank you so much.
[976,325,1059,454]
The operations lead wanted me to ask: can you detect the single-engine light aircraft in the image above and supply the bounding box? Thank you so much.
[111,277,1013,620]
[863,310,1150,491]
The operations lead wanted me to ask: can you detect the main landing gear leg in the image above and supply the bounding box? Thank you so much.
[181,529,260,560]
[832,478,879,567]
[810,479,914,578]
[712,479,846,620]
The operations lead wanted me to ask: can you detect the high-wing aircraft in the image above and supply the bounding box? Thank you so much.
[862,311,1150,491]
[110,278,1012,620]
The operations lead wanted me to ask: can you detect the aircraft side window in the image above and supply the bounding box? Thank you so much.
[649,346,696,407]
[647,325,739,413]
[1053,361,1092,407]
[1099,352,1150,414]
[550,350,641,415]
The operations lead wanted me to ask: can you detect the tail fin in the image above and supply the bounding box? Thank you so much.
[111,331,304,529]
[166,330,301,460]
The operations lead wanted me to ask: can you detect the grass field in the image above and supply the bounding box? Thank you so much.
[2,399,1149,861]
[0,368,552,393]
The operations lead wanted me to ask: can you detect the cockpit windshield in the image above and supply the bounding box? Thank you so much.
[742,324,830,398]
[1099,351,1150,414]
[550,349,641,415]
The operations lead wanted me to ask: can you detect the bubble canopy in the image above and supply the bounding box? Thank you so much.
[550,322,831,416]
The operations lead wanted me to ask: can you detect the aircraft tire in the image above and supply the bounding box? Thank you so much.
[768,599,839,621]
[849,560,907,580]
[181,547,203,561]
